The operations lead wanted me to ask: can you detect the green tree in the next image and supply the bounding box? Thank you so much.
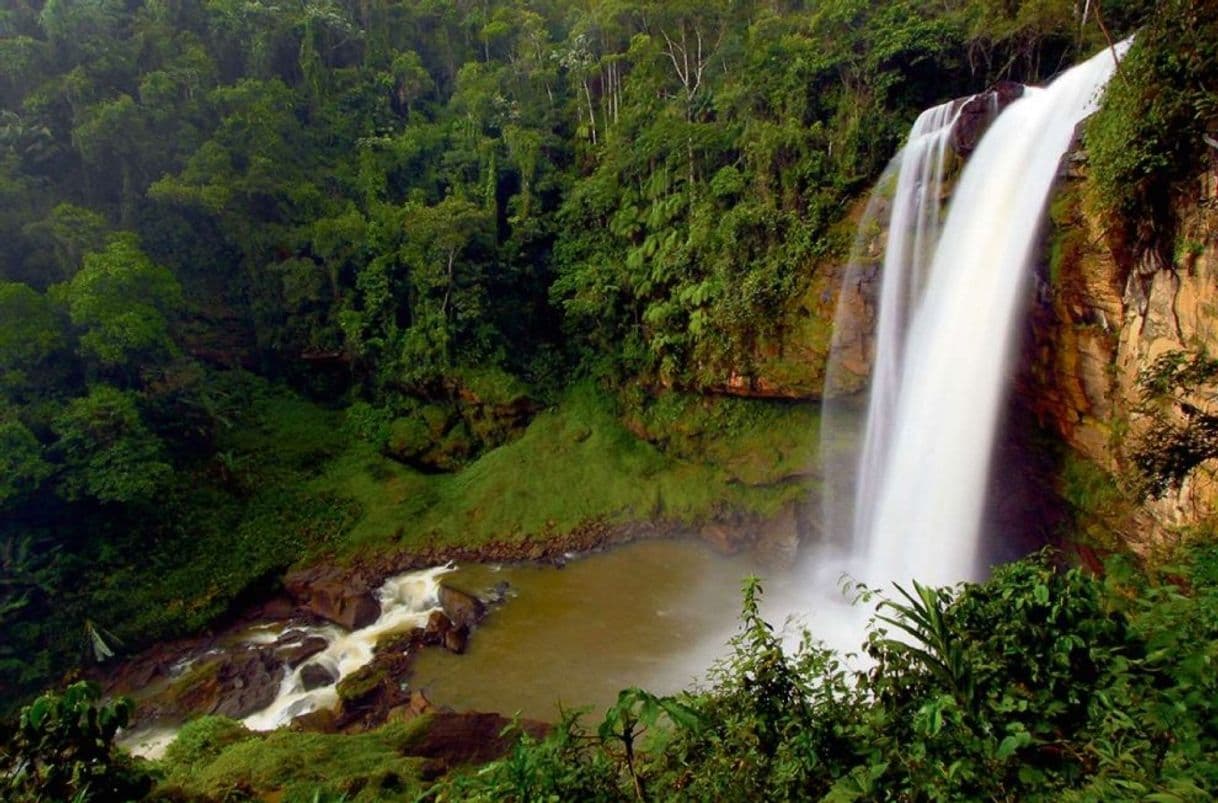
[0,413,52,508]
[20,202,110,283]
[51,385,172,504]
[0,282,65,401]
[400,194,495,377]
[61,234,182,374]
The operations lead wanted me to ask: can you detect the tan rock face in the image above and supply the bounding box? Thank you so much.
[1025,151,1218,554]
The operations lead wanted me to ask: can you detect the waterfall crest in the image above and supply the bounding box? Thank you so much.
[821,42,1129,590]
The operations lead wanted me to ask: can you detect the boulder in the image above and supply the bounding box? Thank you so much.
[290,707,339,733]
[167,648,285,721]
[275,635,329,668]
[283,566,382,631]
[438,585,485,630]
[423,610,470,655]
[443,626,468,655]
[387,690,438,724]
[401,712,551,771]
[951,81,1025,155]
[300,661,339,691]
[423,610,453,644]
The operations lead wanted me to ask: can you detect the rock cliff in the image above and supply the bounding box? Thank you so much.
[1025,145,1218,554]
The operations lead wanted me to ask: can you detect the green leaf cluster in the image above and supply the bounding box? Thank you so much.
[0,681,152,803]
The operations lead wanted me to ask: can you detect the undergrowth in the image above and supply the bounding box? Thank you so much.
[431,547,1218,802]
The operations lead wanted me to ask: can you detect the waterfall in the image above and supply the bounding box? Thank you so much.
[821,42,1129,591]
[851,99,963,554]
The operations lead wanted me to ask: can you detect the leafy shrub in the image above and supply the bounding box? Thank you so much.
[0,681,153,802]
[1087,0,1218,247]
[428,550,1218,801]
[162,715,254,771]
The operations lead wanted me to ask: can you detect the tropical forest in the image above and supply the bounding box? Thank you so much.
[2,0,1218,799]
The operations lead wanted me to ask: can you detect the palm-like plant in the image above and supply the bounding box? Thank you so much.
[874,580,974,706]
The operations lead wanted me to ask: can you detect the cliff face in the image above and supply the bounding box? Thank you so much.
[1026,150,1218,554]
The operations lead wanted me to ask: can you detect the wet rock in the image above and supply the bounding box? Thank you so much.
[753,502,810,568]
[698,521,746,555]
[290,707,339,733]
[438,585,485,630]
[300,661,338,691]
[386,690,438,724]
[283,566,382,630]
[488,581,511,605]
[276,635,329,668]
[333,628,425,731]
[443,627,468,655]
[423,611,453,644]
[422,610,470,655]
[166,648,285,721]
[951,81,1025,155]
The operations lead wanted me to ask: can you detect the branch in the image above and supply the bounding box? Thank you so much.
[659,28,690,88]
[1090,0,1123,77]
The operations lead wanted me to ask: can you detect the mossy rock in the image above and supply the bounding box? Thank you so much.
[451,367,532,407]
[428,421,474,472]
[336,663,389,704]
[387,416,431,461]
[386,404,456,464]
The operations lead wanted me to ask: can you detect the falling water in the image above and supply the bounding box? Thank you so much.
[824,41,1129,592]
[850,99,964,550]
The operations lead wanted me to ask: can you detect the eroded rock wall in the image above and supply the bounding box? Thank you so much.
[1026,149,1218,554]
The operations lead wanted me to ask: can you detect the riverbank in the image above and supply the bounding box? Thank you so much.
[3,377,826,713]
[102,510,804,744]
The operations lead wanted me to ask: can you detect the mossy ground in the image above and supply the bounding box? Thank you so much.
[310,382,818,556]
[154,716,433,802]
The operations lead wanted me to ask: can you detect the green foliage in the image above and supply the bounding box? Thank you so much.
[1059,451,1135,550]
[1138,350,1218,399]
[0,680,152,803]
[0,532,58,631]
[437,711,621,802]
[52,385,172,504]
[0,414,52,508]
[162,716,255,772]
[1130,350,1218,497]
[1087,0,1218,247]
[0,281,64,399]
[61,234,182,372]
[158,718,430,802]
[431,549,1218,802]
[0,0,1190,768]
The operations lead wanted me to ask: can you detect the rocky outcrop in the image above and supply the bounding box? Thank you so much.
[300,661,338,690]
[384,369,541,472]
[402,711,550,778]
[283,566,382,630]
[438,585,485,630]
[951,82,1024,155]
[1024,146,1218,553]
[140,648,285,723]
[698,501,812,565]
[275,632,329,667]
